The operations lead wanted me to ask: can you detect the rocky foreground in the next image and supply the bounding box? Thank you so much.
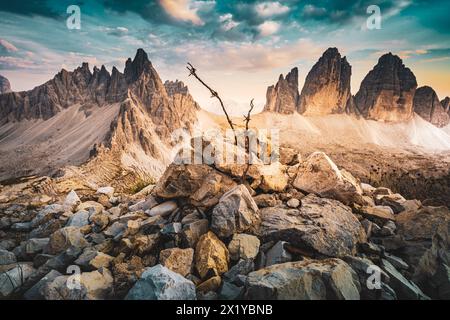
[0,145,449,300]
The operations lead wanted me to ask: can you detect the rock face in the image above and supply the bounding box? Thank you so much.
[413,86,449,127]
[0,74,11,94]
[298,48,352,115]
[0,48,200,183]
[355,53,417,122]
[293,152,364,206]
[245,259,360,300]
[259,194,366,257]
[263,68,299,114]
[442,97,450,113]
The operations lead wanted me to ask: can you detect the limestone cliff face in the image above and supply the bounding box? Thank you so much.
[0,49,200,183]
[441,97,450,114]
[263,67,299,114]
[355,53,417,122]
[298,48,352,116]
[0,74,11,94]
[413,86,449,128]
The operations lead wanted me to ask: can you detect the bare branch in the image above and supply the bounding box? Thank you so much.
[241,99,255,184]
[187,63,237,145]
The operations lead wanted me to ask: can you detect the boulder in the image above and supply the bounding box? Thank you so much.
[153,163,236,209]
[129,195,158,212]
[66,210,91,227]
[64,190,81,210]
[77,201,104,215]
[125,264,196,300]
[227,234,260,261]
[293,152,364,205]
[197,276,222,293]
[245,258,360,300]
[0,263,35,298]
[211,185,260,238]
[253,194,281,208]
[358,206,395,224]
[24,270,63,300]
[195,232,229,279]
[45,227,88,255]
[159,248,194,277]
[41,275,88,300]
[148,201,178,217]
[96,186,115,198]
[259,194,366,258]
[0,248,16,265]
[80,268,114,300]
[265,241,292,267]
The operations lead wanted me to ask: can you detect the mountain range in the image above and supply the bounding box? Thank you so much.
[0,48,449,189]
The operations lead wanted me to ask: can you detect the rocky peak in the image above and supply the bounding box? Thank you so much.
[298,47,352,115]
[413,86,449,128]
[0,74,11,94]
[263,67,299,114]
[164,80,189,96]
[441,97,450,113]
[124,48,153,83]
[355,53,417,122]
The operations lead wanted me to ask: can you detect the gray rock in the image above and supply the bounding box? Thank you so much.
[223,259,254,285]
[219,281,244,300]
[265,241,292,267]
[0,263,35,298]
[381,259,429,300]
[129,195,158,212]
[125,264,196,300]
[24,270,63,300]
[104,222,127,238]
[228,234,260,261]
[148,201,178,217]
[0,248,16,265]
[259,194,366,258]
[67,210,90,227]
[211,185,260,238]
[64,190,81,210]
[11,222,32,232]
[245,258,360,300]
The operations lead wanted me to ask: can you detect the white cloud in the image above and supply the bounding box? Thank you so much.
[257,21,280,37]
[219,14,240,31]
[255,1,289,18]
[0,39,19,52]
[159,0,205,26]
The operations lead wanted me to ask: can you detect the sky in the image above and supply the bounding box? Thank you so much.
[0,0,449,114]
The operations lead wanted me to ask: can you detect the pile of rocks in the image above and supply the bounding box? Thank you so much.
[0,149,448,300]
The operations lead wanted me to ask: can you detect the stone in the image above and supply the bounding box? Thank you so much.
[298,48,353,115]
[153,163,237,209]
[11,222,32,232]
[195,231,229,279]
[223,259,255,285]
[67,210,90,227]
[161,222,182,235]
[383,253,409,270]
[45,227,88,255]
[256,162,289,193]
[220,281,244,300]
[29,219,62,239]
[0,263,35,298]
[279,147,298,165]
[159,248,194,277]
[259,194,366,258]
[64,190,81,210]
[358,206,395,224]
[125,264,196,300]
[245,259,360,300]
[211,185,260,238]
[286,198,300,208]
[380,221,397,237]
[355,53,417,122]
[293,152,364,206]
[148,201,178,217]
[41,275,88,300]
[228,234,260,261]
[77,201,104,215]
[90,213,110,232]
[381,259,429,300]
[89,253,114,269]
[0,248,16,265]
[196,276,222,293]
[80,268,114,300]
[104,222,127,238]
[252,194,281,208]
[96,186,115,197]
[413,86,449,127]
[31,204,65,228]
[24,270,62,300]
[263,67,299,114]
[265,241,292,267]
[129,195,158,212]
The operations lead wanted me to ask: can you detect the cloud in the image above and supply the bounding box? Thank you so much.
[100,26,129,36]
[219,14,240,31]
[159,0,205,26]
[257,21,280,37]
[0,39,19,52]
[255,1,290,18]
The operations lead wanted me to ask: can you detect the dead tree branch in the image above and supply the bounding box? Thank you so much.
[187,63,237,145]
[241,99,255,184]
